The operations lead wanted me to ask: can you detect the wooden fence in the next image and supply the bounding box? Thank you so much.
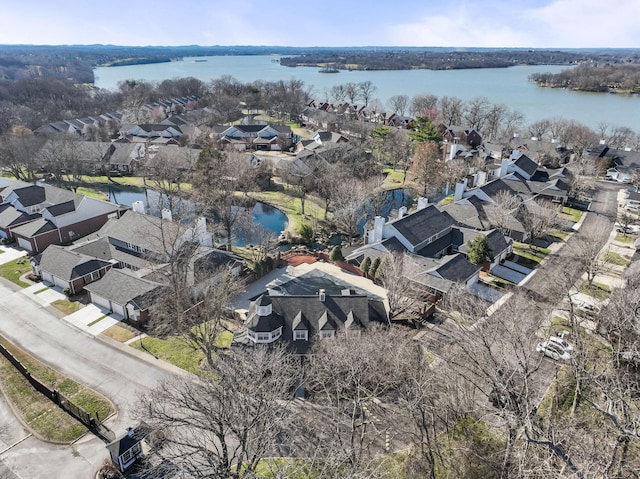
[0,342,114,442]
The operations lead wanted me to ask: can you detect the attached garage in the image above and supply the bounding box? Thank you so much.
[17,237,32,251]
[90,293,112,311]
[41,271,54,284]
[53,276,69,290]
[111,302,126,318]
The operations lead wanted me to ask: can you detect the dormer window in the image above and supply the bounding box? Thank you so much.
[320,330,335,339]
[294,330,308,341]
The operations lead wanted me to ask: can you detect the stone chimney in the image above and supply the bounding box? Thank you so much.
[417,197,429,210]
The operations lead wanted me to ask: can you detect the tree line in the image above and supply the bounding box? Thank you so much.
[530,63,640,93]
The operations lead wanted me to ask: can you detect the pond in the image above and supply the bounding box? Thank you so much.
[107,186,288,246]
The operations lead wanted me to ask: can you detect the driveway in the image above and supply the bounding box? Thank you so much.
[64,304,123,336]
[20,283,66,307]
[0,245,26,265]
[491,264,527,284]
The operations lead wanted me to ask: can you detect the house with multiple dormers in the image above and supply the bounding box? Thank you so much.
[346,199,511,296]
[0,179,122,253]
[239,289,388,354]
[211,123,294,151]
[33,207,244,321]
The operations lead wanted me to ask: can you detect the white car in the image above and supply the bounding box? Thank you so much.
[536,340,572,361]
[547,335,574,354]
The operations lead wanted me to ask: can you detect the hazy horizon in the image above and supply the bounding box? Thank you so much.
[1,0,637,49]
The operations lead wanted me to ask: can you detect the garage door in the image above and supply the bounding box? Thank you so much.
[53,276,69,290]
[0,230,6,239]
[17,237,32,251]
[112,303,126,317]
[91,293,111,311]
[42,272,54,284]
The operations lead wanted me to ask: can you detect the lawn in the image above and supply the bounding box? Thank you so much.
[438,194,455,205]
[130,336,204,374]
[512,242,551,266]
[51,299,81,315]
[0,258,32,287]
[559,206,583,223]
[578,280,611,300]
[102,324,137,343]
[382,167,407,189]
[0,334,114,443]
[614,232,635,243]
[548,228,569,241]
[603,251,631,267]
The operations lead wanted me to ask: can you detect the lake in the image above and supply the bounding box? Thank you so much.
[94,55,640,130]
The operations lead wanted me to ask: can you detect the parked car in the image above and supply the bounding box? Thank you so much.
[536,340,572,361]
[615,223,634,234]
[547,335,574,354]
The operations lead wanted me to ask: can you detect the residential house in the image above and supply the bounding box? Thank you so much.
[240,290,388,354]
[438,125,483,148]
[0,179,121,253]
[84,268,161,321]
[623,190,640,210]
[213,124,293,151]
[31,245,111,294]
[118,124,184,144]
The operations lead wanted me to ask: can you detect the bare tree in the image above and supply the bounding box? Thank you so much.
[411,141,444,196]
[567,216,612,287]
[358,81,377,107]
[331,172,382,244]
[463,96,490,133]
[410,94,439,119]
[0,130,44,181]
[438,96,464,126]
[485,191,523,237]
[378,252,423,320]
[136,345,301,479]
[387,94,410,116]
[527,119,552,140]
[517,199,560,246]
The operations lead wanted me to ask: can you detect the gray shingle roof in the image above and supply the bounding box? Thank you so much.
[39,245,111,281]
[84,268,160,306]
[390,205,455,249]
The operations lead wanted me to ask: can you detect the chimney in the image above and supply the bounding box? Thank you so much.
[161,208,173,222]
[369,216,385,243]
[499,159,509,178]
[132,201,146,215]
[599,139,606,145]
[454,181,465,201]
[417,197,429,210]
[319,289,326,302]
[127,427,134,437]
[397,206,407,219]
[476,170,487,187]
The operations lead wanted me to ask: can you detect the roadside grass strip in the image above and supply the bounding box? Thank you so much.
[87,314,108,327]
[0,334,114,443]
[51,299,81,315]
[513,243,551,266]
[33,286,51,294]
[130,336,204,374]
[0,258,32,287]
[578,281,611,300]
[102,324,137,343]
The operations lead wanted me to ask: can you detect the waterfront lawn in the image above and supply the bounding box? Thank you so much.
[0,334,114,443]
[0,258,32,287]
[249,189,325,233]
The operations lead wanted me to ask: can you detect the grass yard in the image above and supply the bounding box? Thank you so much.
[438,194,455,205]
[614,232,636,243]
[0,258,32,287]
[382,167,407,188]
[559,206,583,223]
[550,315,571,335]
[130,336,204,374]
[0,335,114,443]
[513,242,551,266]
[604,251,631,267]
[51,299,81,315]
[548,228,569,241]
[578,280,611,300]
[33,286,50,294]
[102,324,137,343]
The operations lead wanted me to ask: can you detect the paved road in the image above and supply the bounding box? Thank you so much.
[0,280,183,479]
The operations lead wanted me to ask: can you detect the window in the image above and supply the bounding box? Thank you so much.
[83,271,101,283]
[256,333,270,341]
[320,330,335,339]
[121,448,134,464]
[294,330,308,341]
[272,328,282,339]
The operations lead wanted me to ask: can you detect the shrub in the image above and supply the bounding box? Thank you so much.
[369,257,381,278]
[360,256,371,276]
[329,246,344,262]
[297,223,314,242]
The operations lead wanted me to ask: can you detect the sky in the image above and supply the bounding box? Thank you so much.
[0,0,637,49]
